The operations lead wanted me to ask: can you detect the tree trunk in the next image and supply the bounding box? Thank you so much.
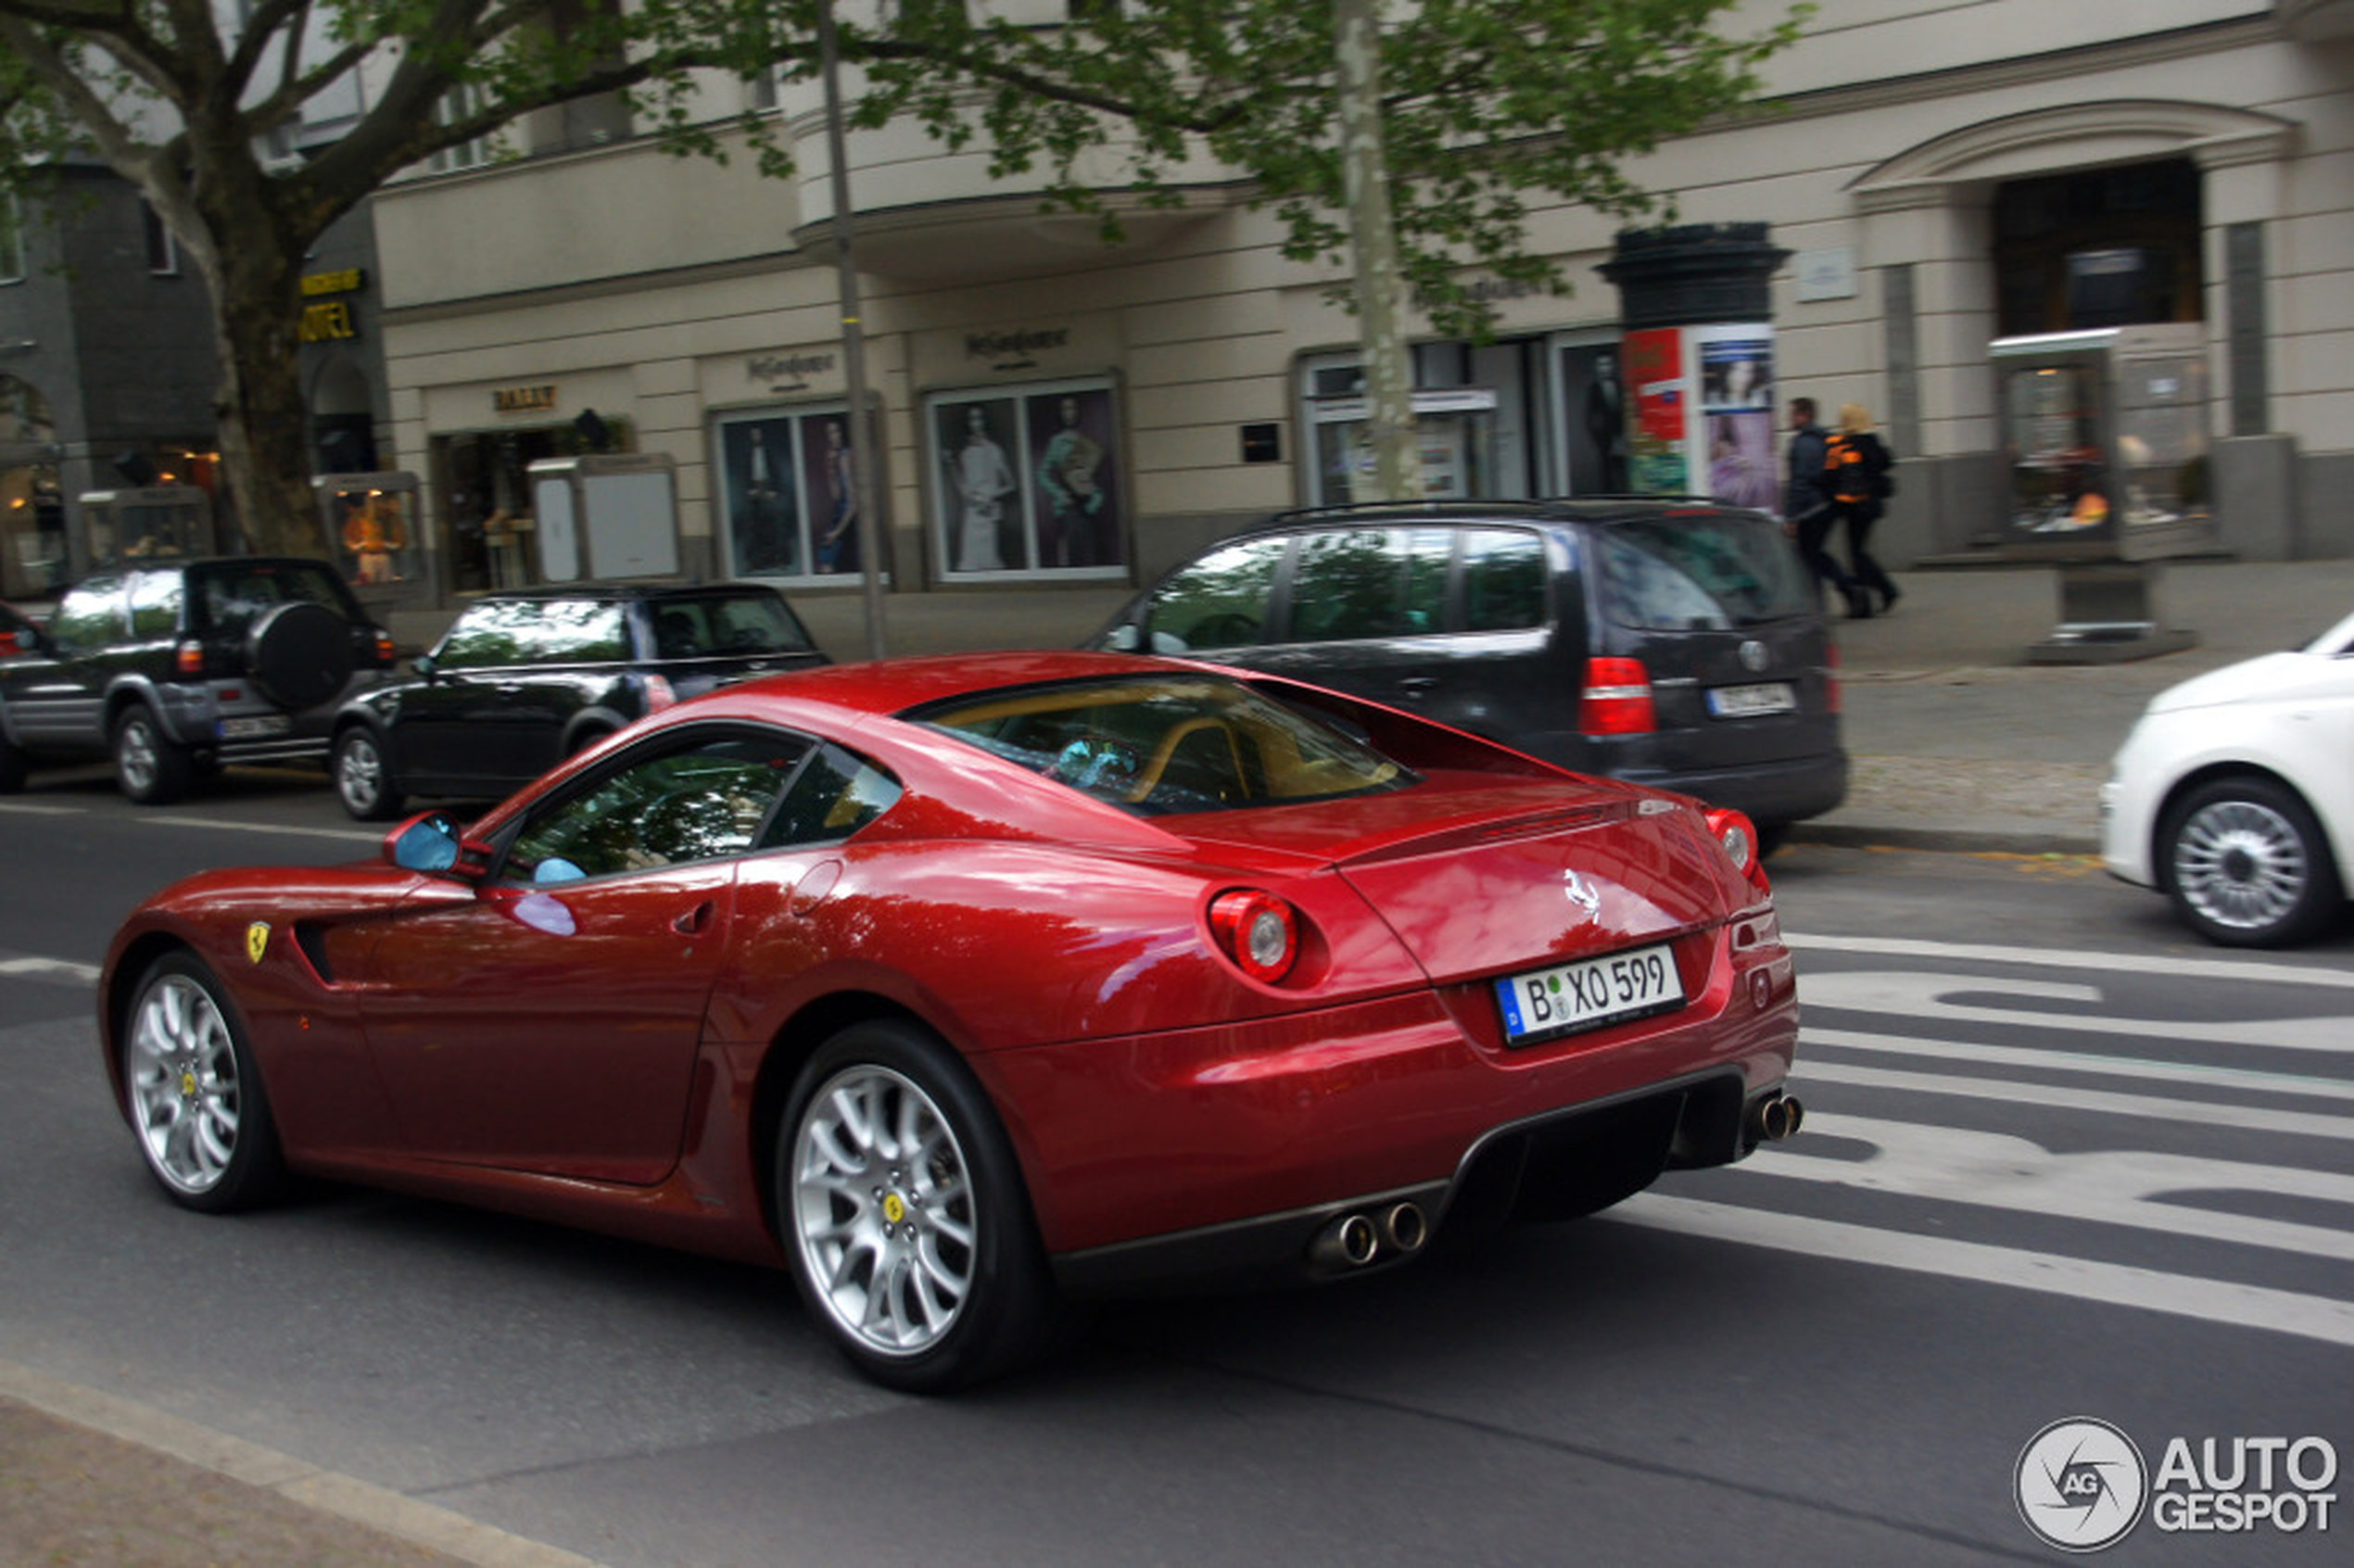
[1334,0,1420,504]
[204,251,328,559]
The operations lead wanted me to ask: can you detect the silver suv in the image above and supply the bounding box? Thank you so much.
[1093,499,1847,847]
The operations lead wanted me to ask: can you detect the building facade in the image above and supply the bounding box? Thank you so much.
[364,0,2354,609]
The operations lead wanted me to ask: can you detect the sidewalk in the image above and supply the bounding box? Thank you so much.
[8,554,2351,1568]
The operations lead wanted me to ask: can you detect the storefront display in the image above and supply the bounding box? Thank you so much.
[928,380,1125,579]
[712,405,862,581]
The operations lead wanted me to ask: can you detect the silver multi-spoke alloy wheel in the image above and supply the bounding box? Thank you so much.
[2163,776,2342,948]
[2172,796,2308,933]
[125,969,249,1198]
[790,1063,978,1359]
[334,728,399,819]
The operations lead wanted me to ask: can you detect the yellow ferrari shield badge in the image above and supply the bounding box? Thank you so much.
[246,921,271,965]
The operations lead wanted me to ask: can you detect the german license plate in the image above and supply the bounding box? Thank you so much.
[218,714,291,740]
[1706,681,1796,717]
[1495,942,1684,1045]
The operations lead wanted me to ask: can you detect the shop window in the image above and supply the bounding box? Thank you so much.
[1993,159,2203,336]
[927,380,1125,580]
[711,405,862,582]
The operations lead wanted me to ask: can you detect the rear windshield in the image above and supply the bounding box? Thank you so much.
[1595,514,1816,630]
[650,593,818,659]
[189,562,358,637]
[908,674,1416,816]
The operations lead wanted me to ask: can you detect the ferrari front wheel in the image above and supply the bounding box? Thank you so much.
[121,952,285,1211]
[778,1019,1056,1393]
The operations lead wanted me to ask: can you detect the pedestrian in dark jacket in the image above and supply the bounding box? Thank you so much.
[1824,402,1901,616]
[1783,397,1865,617]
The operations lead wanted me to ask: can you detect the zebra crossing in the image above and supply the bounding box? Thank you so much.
[1619,931,2354,1348]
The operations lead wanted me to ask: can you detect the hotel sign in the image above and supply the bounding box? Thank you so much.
[297,266,366,344]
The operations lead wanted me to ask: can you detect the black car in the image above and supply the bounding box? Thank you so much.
[1092,499,1847,845]
[0,558,396,803]
[330,582,829,819]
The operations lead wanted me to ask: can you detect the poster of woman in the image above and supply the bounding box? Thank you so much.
[799,413,859,575]
[1026,387,1122,568]
[938,399,1019,573]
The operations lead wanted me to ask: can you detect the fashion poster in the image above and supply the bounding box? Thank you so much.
[1026,387,1123,569]
[937,398,1021,573]
[717,415,800,577]
[798,412,859,575]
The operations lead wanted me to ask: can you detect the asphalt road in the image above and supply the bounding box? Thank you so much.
[3,772,2349,1565]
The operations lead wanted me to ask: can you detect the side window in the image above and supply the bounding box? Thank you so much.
[504,731,812,882]
[47,582,125,651]
[1288,527,1450,643]
[1461,528,1549,632]
[128,573,184,639]
[1140,534,1289,652]
[434,601,544,670]
[532,601,627,663]
[766,743,904,846]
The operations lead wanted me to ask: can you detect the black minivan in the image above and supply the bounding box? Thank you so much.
[1092,499,1846,845]
[330,582,828,819]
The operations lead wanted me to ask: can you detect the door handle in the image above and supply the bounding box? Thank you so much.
[672,900,716,935]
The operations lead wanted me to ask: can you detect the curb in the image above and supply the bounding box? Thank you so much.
[1785,821,2102,858]
[0,1359,612,1568]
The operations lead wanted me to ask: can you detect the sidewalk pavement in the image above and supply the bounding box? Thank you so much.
[8,553,2352,1568]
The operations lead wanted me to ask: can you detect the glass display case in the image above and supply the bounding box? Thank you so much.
[1993,324,2214,562]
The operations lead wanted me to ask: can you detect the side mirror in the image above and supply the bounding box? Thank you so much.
[385,810,487,877]
[1099,623,1141,652]
[414,652,438,679]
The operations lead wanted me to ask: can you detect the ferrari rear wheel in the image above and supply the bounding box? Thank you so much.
[121,953,285,1211]
[778,1019,1056,1392]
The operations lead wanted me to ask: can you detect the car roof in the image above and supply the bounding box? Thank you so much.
[702,650,1177,722]
[469,581,789,606]
[1259,497,1757,533]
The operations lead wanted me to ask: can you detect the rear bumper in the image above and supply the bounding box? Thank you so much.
[975,918,1799,1288]
[1621,750,1849,828]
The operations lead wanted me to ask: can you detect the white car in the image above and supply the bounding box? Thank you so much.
[2100,608,2354,947]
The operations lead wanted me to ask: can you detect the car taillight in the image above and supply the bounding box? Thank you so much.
[174,640,206,677]
[1579,656,1655,735]
[1704,806,1773,897]
[370,628,398,668]
[1209,889,1299,983]
[641,673,678,712]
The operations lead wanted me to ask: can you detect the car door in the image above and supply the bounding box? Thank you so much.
[398,599,600,788]
[355,727,809,1183]
[1237,525,1462,710]
[0,578,128,751]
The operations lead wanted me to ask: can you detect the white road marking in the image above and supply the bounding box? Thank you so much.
[1787,930,2354,991]
[1795,1060,2354,1141]
[1806,1026,2354,1101]
[1799,969,2353,1053]
[0,802,83,816]
[0,955,100,982]
[1616,1194,2354,1349]
[140,815,377,843]
[1744,1111,2354,1263]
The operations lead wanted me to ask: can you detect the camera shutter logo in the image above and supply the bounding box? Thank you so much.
[2017,1418,2148,1552]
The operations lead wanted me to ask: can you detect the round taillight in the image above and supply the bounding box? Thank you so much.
[1209,890,1299,983]
[1704,807,1772,895]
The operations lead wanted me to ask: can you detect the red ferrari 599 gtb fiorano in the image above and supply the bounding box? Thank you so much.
[101,651,1801,1390]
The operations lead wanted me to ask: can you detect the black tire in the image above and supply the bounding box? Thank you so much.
[333,726,406,821]
[247,601,355,710]
[0,727,25,793]
[120,951,286,1212]
[113,706,193,804]
[2159,775,2344,948]
[777,1018,1057,1393]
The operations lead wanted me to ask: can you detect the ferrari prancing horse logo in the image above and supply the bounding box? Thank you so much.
[246,922,271,965]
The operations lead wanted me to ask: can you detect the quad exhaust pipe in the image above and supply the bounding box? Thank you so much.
[1748,1092,1805,1144]
[1309,1201,1429,1271]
